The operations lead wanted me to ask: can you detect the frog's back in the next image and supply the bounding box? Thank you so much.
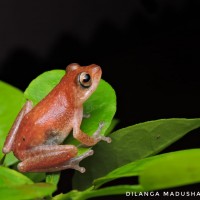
[13,88,74,154]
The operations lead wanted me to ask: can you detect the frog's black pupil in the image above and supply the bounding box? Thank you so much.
[83,74,90,82]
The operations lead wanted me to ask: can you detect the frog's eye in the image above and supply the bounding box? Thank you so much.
[78,72,92,88]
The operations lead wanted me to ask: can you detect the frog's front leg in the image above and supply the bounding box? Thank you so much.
[17,145,93,173]
[3,100,33,154]
[73,108,111,146]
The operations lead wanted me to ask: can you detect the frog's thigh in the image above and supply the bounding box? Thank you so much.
[3,100,33,154]
[18,145,78,172]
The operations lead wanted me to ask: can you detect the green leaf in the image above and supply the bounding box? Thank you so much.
[73,118,200,190]
[0,166,56,200]
[0,166,33,186]
[24,69,116,149]
[0,81,25,161]
[4,152,18,166]
[140,149,200,191]
[46,172,61,186]
[94,149,200,189]
[105,118,119,135]
[23,172,46,182]
[56,149,200,200]
[24,70,65,105]
[53,185,142,200]
[0,183,56,200]
[93,155,161,189]
[1,162,45,183]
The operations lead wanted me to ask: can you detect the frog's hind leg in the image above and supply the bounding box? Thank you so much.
[45,149,94,173]
[3,100,33,154]
[17,145,93,173]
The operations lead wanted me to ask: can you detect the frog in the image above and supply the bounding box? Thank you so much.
[2,63,111,173]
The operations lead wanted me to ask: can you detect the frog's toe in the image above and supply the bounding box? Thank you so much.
[73,165,86,173]
[66,150,94,173]
[101,135,112,143]
[92,122,111,143]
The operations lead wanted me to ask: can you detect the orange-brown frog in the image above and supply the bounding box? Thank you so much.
[2,63,111,173]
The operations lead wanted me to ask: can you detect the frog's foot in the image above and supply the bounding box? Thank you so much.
[92,122,112,143]
[63,149,94,173]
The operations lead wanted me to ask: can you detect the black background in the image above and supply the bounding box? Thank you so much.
[0,0,200,199]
